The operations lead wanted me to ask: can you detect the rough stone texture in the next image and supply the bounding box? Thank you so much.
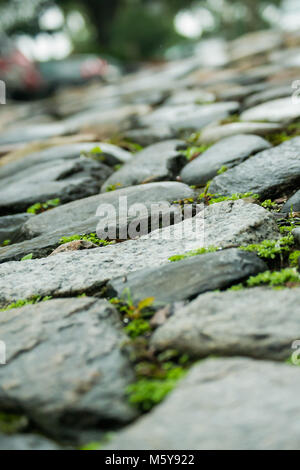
[165,89,215,106]
[240,97,300,123]
[123,127,175,147]
[0,434,61,450]
[0,213,34,244]
[0,142,131,182]
[49,240,98,256]
[0,298,136,441]
[101,140,188,191]
[21,182,194,239]
[0,122,69,147]
[243,85,293,109]
[210,137,300,198]
[0,205,183,264]
[0,157,113,216]
[181,134,270,185]
[105,358,300,450]
[282,190,300,213]
[152,288,300,360]
[199,122,282,144]
[108,249,267,306]
[138,102,239,132]
[0,200,279,304]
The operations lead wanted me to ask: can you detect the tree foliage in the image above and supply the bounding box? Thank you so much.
[0,0,284,61]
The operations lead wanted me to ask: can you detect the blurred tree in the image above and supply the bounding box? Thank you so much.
[0,0,286,61]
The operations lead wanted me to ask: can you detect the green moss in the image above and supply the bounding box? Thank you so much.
[208,192,259,205]
[246,268,300,287]
[79,433,114,451]
[0,295,52,312]
[168,246,219,262]
[0,240,11,247]
[126,365,186,411]
[265,120,300,146]
[239,235,294,260]
[265,132,292,146]
[227,283,244,291]
[105,183,122,192]
[219,114,241,125]
[217,165,228,175]
[113,163,123,171]
[261,199,278,209]
[59,233,112,246]
[0,412,28,434]
[124,318,151,338]
[289,251,300,267]
[182,145,210,161]
[21,253,33,261]
[27,198,60,215]
[110,293,155,338]
[106,137,143,153]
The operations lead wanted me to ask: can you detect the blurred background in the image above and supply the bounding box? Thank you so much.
[1,0,300,98]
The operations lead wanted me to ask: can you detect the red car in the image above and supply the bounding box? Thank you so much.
[0,35,110,98]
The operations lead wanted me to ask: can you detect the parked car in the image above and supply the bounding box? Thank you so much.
[0,35,117,99]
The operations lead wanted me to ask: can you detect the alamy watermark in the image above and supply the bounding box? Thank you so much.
[292,80,300,104]
[290,340,300,365]
[0,341,6,365]
[96,198,205,241]
[0,80,6,105]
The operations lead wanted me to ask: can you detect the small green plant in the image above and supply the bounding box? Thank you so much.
[219,114,241,125]
[182,145,210,161]
[209,192,259,205]
[289,251,300,267]
[126,365,186,411]
[261,199,278,209]
[110,293,155,338]
[217,165,228,175]
[21,253,33,261]
[239,235,294,260]
[0,412,28,434]
[246,268,300,287]
[80,433,114,451]
[227,283,244,291]
[106,183,122,192]
[59,233,112,246]
[113,164,123,171]
[124,318,151,338]
[27,198,60,215]
[169,246,219,262]
[0,295,52,312]
[265,120,300,146]
[0,239,11,247]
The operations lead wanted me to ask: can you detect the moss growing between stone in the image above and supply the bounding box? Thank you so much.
[265,121,300,146]
[289,251,300,267]
[0,295,52,312]
[27,198,60,215]
[0,240,11,247]
[217,165,228,175]
[239,235,294,260]
[168,246,219,262]
[59,233,113,246]
[182,145,210,161]
[246,268,300,287]
[126,365,186,411]
[0,412,28,434]
[261,199,278,210]
[208,192,259,205]
[105,183,122,192]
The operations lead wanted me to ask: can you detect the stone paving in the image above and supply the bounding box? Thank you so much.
[0,28,299,450]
